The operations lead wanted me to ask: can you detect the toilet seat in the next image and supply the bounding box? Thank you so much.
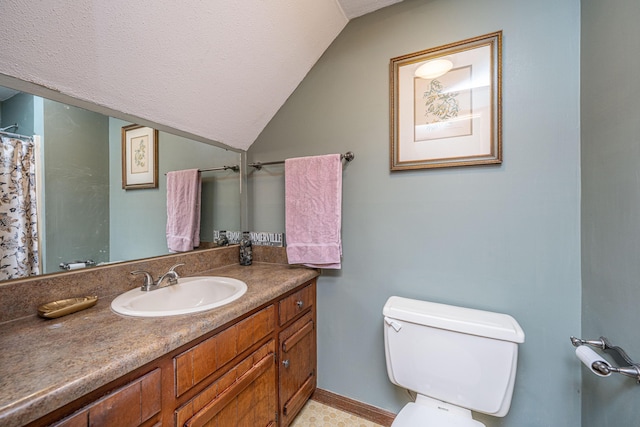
[391,402,485,427]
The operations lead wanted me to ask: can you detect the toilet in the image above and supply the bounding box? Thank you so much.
[383,296,525,426]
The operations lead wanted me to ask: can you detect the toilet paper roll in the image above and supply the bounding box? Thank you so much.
[576,345,611,377]
[67,262,86,270]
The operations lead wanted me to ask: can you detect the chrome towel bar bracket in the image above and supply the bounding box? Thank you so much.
[571,335,640,383]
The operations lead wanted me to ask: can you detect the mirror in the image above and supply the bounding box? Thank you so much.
[0,85,242,280]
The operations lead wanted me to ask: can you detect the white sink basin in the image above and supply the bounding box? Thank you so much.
[111,276,247,317]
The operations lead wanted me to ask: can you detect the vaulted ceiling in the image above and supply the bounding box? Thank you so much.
[0,0,402,151]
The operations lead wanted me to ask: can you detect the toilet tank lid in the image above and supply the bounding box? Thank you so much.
[383,296,525,343]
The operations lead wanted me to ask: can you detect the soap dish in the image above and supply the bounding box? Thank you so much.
[37,296,98,319]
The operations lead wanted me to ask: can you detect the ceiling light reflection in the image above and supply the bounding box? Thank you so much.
[415,59,454,79]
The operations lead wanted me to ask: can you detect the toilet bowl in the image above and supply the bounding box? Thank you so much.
[393,396,485,427]
[383,296,525,426]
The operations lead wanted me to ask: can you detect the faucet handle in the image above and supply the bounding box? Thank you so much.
[131,270,154,291]
[167,263,185,277]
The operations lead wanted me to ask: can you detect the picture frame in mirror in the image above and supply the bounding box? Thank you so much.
[122,124,159,189]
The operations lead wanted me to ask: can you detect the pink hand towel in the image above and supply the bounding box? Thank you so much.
[285,154,342,269]
[166,169,201,252]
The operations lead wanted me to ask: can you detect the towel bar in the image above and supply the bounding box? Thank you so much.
[164,165,239,175]
[250,151,354,170]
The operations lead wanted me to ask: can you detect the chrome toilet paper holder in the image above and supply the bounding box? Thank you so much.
[571,336,640,383]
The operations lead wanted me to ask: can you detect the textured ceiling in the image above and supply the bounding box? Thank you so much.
[339,0,403,19]
[0,0,401,151]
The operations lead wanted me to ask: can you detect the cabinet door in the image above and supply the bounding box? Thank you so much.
[176,341,277,427]
[279,311,315,427]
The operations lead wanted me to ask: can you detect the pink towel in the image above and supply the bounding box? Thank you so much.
[285,154,342,269]
[166,169,201,252]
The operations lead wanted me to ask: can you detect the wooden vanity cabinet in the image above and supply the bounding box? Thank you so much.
[40,279,316,427]
[278,282,316,427]
[173,280,316,427]
[174,280,317,427]
[175,341,277,427]
[51,369,162,427]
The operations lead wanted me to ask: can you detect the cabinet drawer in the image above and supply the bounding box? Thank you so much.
[279,283,315,326]
[175,341,276,427]
[53,369,161,427]
[174,304,275,396]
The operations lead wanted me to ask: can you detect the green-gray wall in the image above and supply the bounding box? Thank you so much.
[248,0,581,426]
[1,92,36,135]
[43,100,110,273]
[581,0,640,425]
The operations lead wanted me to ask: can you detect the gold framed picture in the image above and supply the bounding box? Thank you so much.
[390,31,502,171]
[121,124,159,189]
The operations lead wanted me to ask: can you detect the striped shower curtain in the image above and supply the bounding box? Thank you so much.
[0,136,39,280]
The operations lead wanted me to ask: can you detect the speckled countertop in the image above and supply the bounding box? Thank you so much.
[0,262,318,427]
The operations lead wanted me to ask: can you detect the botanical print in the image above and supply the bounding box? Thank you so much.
[414,66,472,141]
[0,137,39,280]
[131,135,149,174]
[423,79,459,121]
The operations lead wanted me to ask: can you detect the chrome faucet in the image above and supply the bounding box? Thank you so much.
[156,263,184,288]
[131,270,155,291]
[131,263,185,291]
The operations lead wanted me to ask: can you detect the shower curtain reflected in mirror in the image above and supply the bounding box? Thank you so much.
[0,136,39,280]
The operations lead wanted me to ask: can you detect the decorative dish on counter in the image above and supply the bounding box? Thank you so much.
[37,296,98,319]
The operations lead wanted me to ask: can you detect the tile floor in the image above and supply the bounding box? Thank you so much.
[291,400,386,427]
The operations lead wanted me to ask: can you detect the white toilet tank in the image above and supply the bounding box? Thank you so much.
[383,296,525,417]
